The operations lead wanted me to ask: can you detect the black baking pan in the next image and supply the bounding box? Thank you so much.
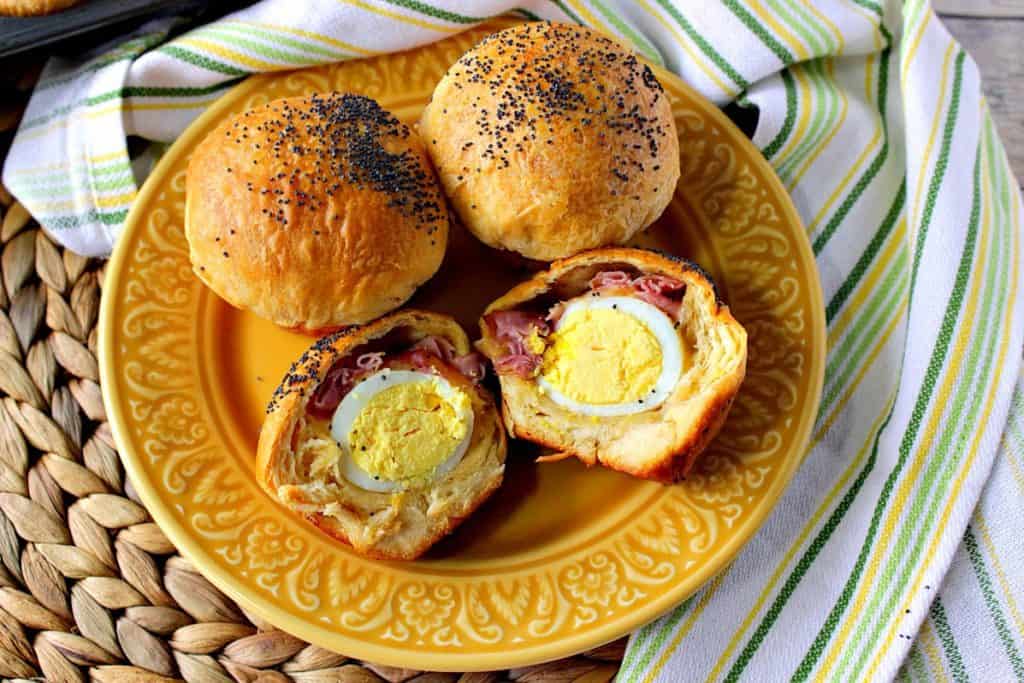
[0,0,252,59]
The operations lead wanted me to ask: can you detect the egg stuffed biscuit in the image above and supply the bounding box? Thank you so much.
[477,248,746,483]
[258,311,506,560]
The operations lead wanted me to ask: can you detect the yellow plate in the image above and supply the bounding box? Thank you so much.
[100,19,825,672]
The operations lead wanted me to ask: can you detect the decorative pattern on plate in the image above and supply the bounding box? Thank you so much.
[101,20,824,670]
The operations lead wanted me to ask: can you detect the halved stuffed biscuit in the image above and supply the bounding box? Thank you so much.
[476,248,746,483]
[258,310,506,560]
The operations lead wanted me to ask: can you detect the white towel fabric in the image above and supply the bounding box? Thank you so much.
[4,2,1022,680]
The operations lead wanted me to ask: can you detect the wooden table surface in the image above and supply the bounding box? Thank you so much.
[937,0,1024,186]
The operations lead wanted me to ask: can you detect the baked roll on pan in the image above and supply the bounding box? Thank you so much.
[477,248,747,483]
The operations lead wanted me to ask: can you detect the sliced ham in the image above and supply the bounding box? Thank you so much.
[452,352,487,382]
[589,270,633,290]
[634,274,686,294]
[401,348,441,373]
[411,335,487,383]
[484,310,549,379]
[633,274,685,316]
[494,353,542,377]
[487,310,550,341]
[411,335,457,363]
[308,364,361,419]
[308,337,487,419]
[354,351,385,371]
[588,270,685,317]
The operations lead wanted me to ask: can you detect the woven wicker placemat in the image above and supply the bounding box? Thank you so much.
[0,69,624,683]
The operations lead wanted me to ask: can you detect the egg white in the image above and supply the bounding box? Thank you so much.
[330,369,474,493]
[536,296,683,417]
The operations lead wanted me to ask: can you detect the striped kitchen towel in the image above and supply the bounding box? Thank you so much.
[894,376,1024,682]
[4,1,1022,680]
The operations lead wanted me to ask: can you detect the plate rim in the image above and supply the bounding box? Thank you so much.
[99,24,826,672]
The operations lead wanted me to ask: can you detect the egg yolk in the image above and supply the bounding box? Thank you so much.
[540,307,662,405]
[525,328,546,355]
[347,380,470,484]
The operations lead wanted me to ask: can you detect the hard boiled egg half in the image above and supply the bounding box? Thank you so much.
[537,296,686,416]
[329,369,474,493]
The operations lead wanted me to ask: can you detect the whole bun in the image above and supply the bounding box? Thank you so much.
[186,94,448,331]
[419,22,680,261]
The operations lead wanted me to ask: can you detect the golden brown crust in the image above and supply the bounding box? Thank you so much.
[419,22,680,261]
[257,310,506,560]
[0,0,79,16]
[478,247,746,483]
[187,94,448,330]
